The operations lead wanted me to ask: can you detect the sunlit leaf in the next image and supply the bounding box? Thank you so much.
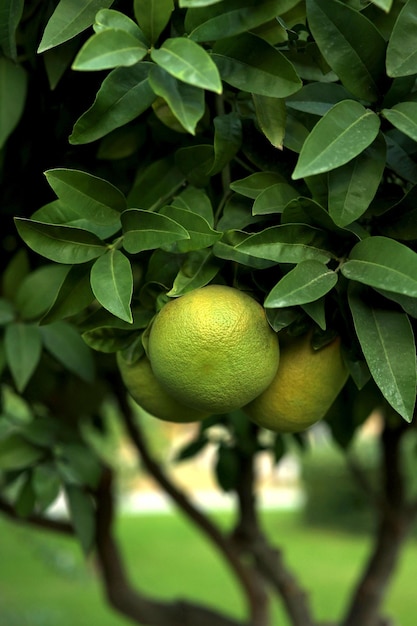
[265,260,337,308]
[90,249,133,322]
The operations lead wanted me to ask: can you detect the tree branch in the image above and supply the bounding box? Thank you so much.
[0,496,73,535]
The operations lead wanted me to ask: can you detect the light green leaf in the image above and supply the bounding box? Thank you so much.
[44,168,125,238]
[70,63,156,144]
[209,113,242,174]
[386,0,417,77]
[349,286,416,422]
[292,100,380,179]
[180,0,223,5]
[121,208,189,253]
[0,434,44,471]
[90,250,133,322]
[328,133,386,227]
[253,95,286,149]
[38,0,114,53]
[369,0,393,10]
[341,236,417,297]
[167,250,222,297]
[64,484,96,554]
[306,0,386,102]
[213,231,276,269]
[15,218,107,264]
[252,183,299,216]
[5,323,42,392]
[72,29,148,71]
[186,0,285,42]
[93,9,148,44]
[0,57,27,148]
[212,33,301,97]
[151,37,222,93]
[235,224,332,264]
[159,205,222,252]
[264,260,337,308]
[0,0,24,59]
[149,65,205,134]
[42,265,94,324]
[16,265,69,321]
[383,102,417,143]
[133,0,173,45]
[172,186,214,226]
[40,322,95,382]
[230,172,285,199]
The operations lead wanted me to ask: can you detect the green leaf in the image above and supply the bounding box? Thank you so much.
[230,172,285,199]
[234,224,332,264]
[302,298,327,331]
[215,444,240,492]
[133,0,173,45]
[0,299,15,325]
[60,443,102,489]
[265,260,337,308]
[180,0,223,5]
[0,0,24,59]
[149,65,205,135]
[93,9,148,44]
[341,236,417,297]
[286,82,352,116]
[40,322,95,382]
[349,286,416,422]
[70,63,156,144]
[121,208,189,253]
[292,100,380,180]
[370,0,393,10]
[167,250,222,297]
[386,0,417,77]
[38,0,114,53]
[186,0,285,42]
[377,185,417,241]
[209,113,242,174]
[172,186,214,226]
[14,219,107,264]
[328,133,386,227]
[127,157,185,210]
[252,95,286,149]
[151,37,222,93]
[159,205,222,252]
[33,465,61,512]
[306,0,386,102]
[16,265,69,321]
[212,33,301,97]
[252,183,299,216]
[44,168,125,238]
[42,265,95,323]
[2,249,30,303]
[383,102,417,143]
[385,129,417,184]
[15,474,37,518]
[0,434,44,471]
[175,145,214,187]
[90,250,133,323]
[5,323,42,392]
[64,484,96,554]
[72,30,148,71]
[0,57,27,148]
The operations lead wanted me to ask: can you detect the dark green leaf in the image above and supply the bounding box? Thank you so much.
[5,324,42,392]
[121,208,189,253]
[341,236,417,297]
[167,250,222,297]
[133,0,173,44]
[0,57,27,148]
[40,322,95,382]
[72,29,148,71]
[93,9,148,44]
[209,113,242,174]
[175,145,214,187]
[172,186,214,226]
[0,434,44,470]
[159,205,222,252]
[42,265,95,323]
[128,157,185,210]
[70,63,156,144]
[252,183,299,216]
[386,0,417,77]
[292,100,380,179]
[230,172,285,199]
[383,102,417,143]
[64,484,96,554]
[253,94,286,149]
[90,249,133,322]
[15,474,37,518]
[15,218,107,264]
[151,37,222,93]
[302,298,327,330]
[149,65,205,135]
[215,445,240,492]
[286,82,352,116]
[265,260,337,308]
[212,33,301,97]
[0,0,24,59]
[385,129,417,184]
[349,286,416,422]
[377,185,417,241]
[33,465,62,512]
[175,435,209,461]
[306,0,386,102]
[328,133,386,227]
[38,0,114,53]
[16,265,69,321]
[60,443,102,489]
[0,299,15,325]
[235,224,332,264]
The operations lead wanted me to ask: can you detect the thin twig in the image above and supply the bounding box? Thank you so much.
[0,496,74,535]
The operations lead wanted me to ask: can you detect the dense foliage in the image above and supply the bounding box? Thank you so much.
[1,1,417,625]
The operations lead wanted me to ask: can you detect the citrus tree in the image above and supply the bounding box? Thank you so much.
[1,1,417,625]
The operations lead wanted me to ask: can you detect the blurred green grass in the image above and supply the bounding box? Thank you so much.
[0,509,415,626]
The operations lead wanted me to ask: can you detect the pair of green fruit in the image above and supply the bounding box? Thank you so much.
[117,285,348,434]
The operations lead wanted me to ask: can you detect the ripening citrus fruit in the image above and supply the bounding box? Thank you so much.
[117,353,209,423]
[147,285,280,414]
[244,332,348,433]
